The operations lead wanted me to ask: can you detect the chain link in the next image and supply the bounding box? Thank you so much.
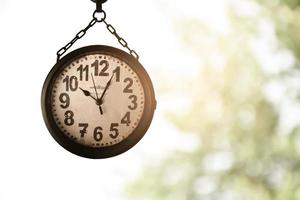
[103,20,139,60]
[56,18,97,62]
[56,10,139,62]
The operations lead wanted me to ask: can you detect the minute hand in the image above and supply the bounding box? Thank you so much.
[99,73,115,104]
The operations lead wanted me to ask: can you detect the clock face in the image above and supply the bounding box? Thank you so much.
[42,46,156,158]
[51,53,145,147]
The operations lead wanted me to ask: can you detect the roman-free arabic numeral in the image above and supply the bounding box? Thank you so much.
[99,60,109,76]
[110,123,119,139]
[128,95,138,110]
[77,65,89,81]
[63,75,78,91]
[121,112,131,126]
[78,123,88,138]
[64,110,74,126]
[113,67,120,82]
[94,127,103,141]
[59,93,70,109]
[91,60,110,76]
[91,60,99,76]
[123,78,133,93]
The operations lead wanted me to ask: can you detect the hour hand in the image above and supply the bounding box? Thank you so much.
[79,87,97,101]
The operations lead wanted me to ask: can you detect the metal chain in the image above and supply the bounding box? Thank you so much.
[56,17,98,62]
[56,10,139,62]
[103,20,139,60]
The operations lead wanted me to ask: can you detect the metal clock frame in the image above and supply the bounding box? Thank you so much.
[41,45,156,159]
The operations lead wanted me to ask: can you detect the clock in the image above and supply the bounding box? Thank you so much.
[41,45,156,158]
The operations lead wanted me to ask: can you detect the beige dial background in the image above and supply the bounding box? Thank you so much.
[51,53,145,148]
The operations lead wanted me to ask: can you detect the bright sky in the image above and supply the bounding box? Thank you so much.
[0,0,298,199]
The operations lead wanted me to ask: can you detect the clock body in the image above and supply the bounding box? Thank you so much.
[41,45,156,159]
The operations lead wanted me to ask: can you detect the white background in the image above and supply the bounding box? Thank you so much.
[0,0,179,199]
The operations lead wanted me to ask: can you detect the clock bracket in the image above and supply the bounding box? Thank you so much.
[91,0,107,13]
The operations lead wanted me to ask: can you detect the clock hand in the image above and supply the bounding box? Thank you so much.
[98,104,103,115]
[91,73,100,100]
[79,87,97,101]
[91,73,103,115]
[99,72,115,105]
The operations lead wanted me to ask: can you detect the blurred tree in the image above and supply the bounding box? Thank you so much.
[126,0,300,199]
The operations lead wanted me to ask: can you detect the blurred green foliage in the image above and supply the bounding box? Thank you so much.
[126,0,300,199]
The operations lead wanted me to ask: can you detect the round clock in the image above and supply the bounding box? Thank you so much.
[41,45,156,158]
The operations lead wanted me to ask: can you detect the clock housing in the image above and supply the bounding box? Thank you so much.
[41,45,156,158]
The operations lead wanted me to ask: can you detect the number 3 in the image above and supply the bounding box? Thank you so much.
[128,95,138,110]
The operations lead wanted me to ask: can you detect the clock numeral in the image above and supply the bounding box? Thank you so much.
[91,60,110,76]
[128,95,138,110]
[91,60,99,76]
[99,60,109,76]
[110,123,119,139]
[59,93,70,109]
[94,127,103,141]
[123,78,133,93]
[63,75,78,91]
[79,123,88,138]
[121,112,131,126]
[64,110,74,126]
[113,67,120,82]
[77,65,89,81]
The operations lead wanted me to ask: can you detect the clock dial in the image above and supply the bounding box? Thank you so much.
[42,45,156,158]
[51,53,145,147]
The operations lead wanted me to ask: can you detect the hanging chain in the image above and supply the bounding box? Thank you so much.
[56,10,139,62]
[102,20,139,60]
[56,17,98,62]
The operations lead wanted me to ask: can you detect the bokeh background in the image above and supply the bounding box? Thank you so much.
[1,0,300,199]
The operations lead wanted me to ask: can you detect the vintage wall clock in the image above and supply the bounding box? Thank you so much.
[41,0,156,159]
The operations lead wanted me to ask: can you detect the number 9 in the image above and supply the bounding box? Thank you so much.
[59,93,70,109]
